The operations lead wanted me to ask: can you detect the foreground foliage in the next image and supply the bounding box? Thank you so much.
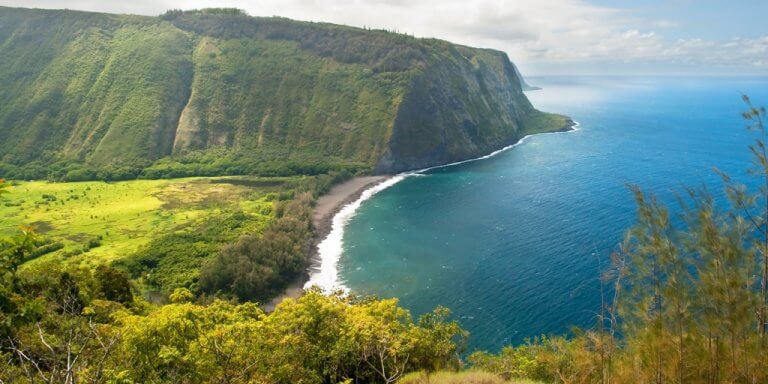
[0,261,466,383]
[401,370,542,384]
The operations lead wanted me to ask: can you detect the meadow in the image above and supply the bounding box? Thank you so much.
[0,177,278,268]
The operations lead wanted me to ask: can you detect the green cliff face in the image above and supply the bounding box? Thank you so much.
[377,47,555,173]
[0,7,570,177]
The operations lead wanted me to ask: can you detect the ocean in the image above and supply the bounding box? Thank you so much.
[333,76,768,352]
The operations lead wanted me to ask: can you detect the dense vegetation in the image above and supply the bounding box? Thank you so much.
[1,179,463,380]
[1,169,472,384]
[0,172,350,304]
[0,6,567,181]
[197,192,313,302]
[0,258,466,383]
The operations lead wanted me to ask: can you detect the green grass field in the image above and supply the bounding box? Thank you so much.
[521,110,572,136]
[0,177,279,268]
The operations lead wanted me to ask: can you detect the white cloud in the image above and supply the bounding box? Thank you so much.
[652,19,679,29]
[0,0,765,74]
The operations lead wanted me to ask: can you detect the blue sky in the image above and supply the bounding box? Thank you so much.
[0,0,765,76]
[589,0,767,39]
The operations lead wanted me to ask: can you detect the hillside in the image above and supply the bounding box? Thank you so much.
[0,7,570,180]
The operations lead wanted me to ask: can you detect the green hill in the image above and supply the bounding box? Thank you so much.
[0,7,570,180]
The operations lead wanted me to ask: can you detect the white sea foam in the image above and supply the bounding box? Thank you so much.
[304,175,408,291]
[414,121,580,173]
[304,121,580,292]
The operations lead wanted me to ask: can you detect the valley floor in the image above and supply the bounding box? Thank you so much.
[0,178,275,268]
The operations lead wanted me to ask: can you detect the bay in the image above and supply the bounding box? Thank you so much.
[339,76,768,352]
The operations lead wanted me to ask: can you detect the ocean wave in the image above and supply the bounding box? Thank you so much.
[304,175,408,291]
[414,121,580,173]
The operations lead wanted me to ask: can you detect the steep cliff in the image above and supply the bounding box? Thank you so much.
[512,62,542,91]
[0,7,570,179]
[376,48,556,173]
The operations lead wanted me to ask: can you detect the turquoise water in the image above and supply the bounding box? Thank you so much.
[339,77,768,352]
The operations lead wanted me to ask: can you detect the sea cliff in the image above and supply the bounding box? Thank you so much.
[0,7,569,178]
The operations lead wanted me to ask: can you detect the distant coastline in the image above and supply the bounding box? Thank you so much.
[512,62,542,91]
[412,119,576,174]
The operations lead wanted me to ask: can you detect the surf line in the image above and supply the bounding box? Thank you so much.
[305,121,581,292]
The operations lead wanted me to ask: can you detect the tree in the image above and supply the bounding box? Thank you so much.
[113,300,265,383]
[349,299,414,384]
[4,268,122,384]
[408,307,467,372]
[199,193,314,302]
[0,226,37,277]
[608,98,768,383]
[717,95,768,336]
[94,266,133,304]
[168,288,194,304]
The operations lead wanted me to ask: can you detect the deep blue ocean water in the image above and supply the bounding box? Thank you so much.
[339,76,768,352]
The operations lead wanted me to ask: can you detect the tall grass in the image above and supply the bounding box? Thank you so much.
[400,370,543,384]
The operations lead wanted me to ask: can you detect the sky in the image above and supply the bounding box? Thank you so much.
[0,0,766,76]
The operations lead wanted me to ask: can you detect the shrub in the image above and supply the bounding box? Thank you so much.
[94,265,133,304]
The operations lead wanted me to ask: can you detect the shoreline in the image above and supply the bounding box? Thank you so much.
[263,175,392,311]
[411,120,577,175]
[263,119,578,311]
